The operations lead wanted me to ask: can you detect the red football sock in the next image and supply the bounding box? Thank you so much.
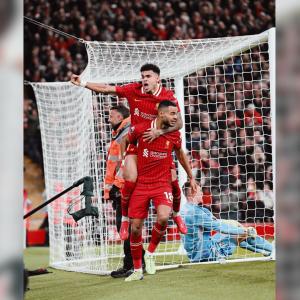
[121,180,136,217]
[172,179,181,213]
[148,222,167,253]
[130,233,143,270]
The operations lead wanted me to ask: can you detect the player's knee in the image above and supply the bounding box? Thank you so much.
[131,223,142,236]
[123,171,137,182]
[123,165,137,181]
[171,169,177,181]
[157,216,168,227]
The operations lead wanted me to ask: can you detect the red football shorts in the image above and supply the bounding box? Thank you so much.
[128,182,173,219]
[126,143,138,156]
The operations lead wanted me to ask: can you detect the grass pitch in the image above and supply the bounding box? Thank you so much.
[24,247,275,300]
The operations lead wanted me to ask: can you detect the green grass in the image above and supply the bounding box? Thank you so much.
[24,247,275,300]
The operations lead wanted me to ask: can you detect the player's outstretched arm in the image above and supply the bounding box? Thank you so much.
[70,74,117,94]
[205,217,248,236]
[174,148,197,194]
[143,112,183,142]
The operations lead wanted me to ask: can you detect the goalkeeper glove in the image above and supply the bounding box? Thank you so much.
[246,226,257,237]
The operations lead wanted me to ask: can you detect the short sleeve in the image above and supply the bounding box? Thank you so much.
[115,83,136,104]
[128,122,150,144]
[173,132,182,150]
[128,125,139,144]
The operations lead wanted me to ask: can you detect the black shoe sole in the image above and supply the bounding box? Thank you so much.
[111,272,128,278]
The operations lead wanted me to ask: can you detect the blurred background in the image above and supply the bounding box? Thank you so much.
[1,0,300,299]
[0,0,23,299]
[277,1,300,299]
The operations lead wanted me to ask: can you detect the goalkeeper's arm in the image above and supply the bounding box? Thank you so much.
[70,74,117,94]
[202,215,248,236]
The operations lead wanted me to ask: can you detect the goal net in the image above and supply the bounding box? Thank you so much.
[30,28,275,274]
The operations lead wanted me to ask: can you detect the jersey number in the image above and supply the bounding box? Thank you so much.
[164,192,173,203]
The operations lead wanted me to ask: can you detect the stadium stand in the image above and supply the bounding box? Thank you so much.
[24,0,275,228]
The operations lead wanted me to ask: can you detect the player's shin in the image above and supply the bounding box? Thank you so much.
[121,180,136,217]
[130,233,143,271]
[171,179,181,213]
[171,180,187,234]
[120,181,136,240]
[148,222,167,253]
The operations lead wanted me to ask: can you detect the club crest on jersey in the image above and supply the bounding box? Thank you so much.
[134,108,140,116]
[143,148,149,158]
[155,103,159,110]
[165,140,170,148]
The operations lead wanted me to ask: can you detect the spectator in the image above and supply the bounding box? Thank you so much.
[25,0,275,83]
[24,0,275,224]
[256,182,274,222]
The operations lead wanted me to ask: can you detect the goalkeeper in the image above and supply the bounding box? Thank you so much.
[181,182,274,262]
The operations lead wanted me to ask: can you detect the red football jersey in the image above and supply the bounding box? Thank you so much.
[115,82,180,125]
[128,119,181,184]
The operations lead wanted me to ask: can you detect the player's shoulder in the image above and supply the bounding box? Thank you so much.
[130,82,142,89]
[167,130,181,139]
[166,130,181,141]
[160,86,176,98]
[119,82,142,91]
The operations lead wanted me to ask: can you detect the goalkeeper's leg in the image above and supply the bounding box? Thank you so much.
[239,236,273,256]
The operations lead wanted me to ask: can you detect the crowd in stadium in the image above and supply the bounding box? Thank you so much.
[24,0,275,222]
[24,0,275,82]
[183,58,273,221]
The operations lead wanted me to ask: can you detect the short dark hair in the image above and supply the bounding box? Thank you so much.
[140,63,160,75]
[158,100,177,110]
[110,104,130,119]
[182,182,191,197]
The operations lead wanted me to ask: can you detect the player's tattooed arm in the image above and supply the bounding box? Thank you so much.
[143,112,183,142]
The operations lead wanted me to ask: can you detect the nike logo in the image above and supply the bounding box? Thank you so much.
[134,99,143,102]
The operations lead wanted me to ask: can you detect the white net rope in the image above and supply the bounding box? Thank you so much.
[81,31,268,83]
[31,29,274,274]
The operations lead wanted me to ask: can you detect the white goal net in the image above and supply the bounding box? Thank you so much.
[31,28,275,274]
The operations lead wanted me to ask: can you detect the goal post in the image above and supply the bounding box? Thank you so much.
[30,28,276,275]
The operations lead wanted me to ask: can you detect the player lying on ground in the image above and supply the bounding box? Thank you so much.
[70,63,186,234]
[122,100,197,281]
[181,182,274,262]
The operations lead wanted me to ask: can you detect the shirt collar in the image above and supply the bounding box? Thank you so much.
[141,84,162,96]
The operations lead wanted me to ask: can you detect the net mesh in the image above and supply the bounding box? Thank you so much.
[31,29,274,274]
